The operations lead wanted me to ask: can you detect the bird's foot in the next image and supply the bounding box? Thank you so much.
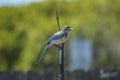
[54,45,62,50]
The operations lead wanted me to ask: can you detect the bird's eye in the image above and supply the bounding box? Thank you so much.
[67,26,70,28]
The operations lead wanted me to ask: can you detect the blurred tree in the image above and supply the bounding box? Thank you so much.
[0,0,120,71]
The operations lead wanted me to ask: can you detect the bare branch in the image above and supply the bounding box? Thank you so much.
[56,10,61,31]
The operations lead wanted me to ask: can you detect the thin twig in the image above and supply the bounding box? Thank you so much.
[56,10,64,80]
[56,10,61,31]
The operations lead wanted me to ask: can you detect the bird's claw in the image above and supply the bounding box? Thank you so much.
[54,45,62,50]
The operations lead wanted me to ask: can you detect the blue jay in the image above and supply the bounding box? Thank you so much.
[37,25,72,64]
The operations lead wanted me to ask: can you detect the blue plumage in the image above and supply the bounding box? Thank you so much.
[46,33,65,45]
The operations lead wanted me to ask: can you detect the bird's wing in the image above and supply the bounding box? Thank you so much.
[46,32,65,45]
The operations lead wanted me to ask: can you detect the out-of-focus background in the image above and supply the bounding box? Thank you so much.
[0,0,120,79]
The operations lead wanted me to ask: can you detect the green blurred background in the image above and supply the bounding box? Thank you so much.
[0,0,120,72]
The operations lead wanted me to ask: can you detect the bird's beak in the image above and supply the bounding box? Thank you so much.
[70,27,73,30]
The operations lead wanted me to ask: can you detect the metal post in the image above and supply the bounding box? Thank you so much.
[56,10,64,80]
[60,43,64,80]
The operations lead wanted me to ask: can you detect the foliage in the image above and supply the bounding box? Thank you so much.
[0,0,120,71]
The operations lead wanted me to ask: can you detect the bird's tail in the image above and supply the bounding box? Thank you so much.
[36,45,49,64]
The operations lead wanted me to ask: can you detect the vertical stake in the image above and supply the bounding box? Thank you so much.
[56,10,64,80]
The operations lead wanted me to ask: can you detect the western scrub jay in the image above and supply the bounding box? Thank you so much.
[37,25,72,64]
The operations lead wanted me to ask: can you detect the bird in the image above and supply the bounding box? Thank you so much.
[36,25,72,64]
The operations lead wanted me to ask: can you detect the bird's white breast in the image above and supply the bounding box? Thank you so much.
[51,35,68,45]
